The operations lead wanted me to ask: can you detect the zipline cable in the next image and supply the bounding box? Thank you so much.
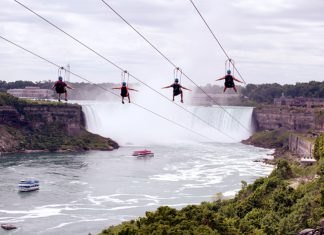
[98,0,251,134]
[188,0,246,84]
[13,0,238,141]
[0,35,214,142]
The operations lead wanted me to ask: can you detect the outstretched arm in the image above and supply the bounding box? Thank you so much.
[128,88,139,92]
[112,87,121,90]
[233,76,243,83]
[181,85,192,91]
[216,76,225,81]
[162,85,172,89]
[66,85,73,89]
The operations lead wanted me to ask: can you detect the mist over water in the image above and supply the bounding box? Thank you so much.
[81,100,253,146]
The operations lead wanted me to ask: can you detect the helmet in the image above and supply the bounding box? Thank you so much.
[227,70,231,74]
[58,76,63,81]
[122,82,126,86]
[174,78,179,83]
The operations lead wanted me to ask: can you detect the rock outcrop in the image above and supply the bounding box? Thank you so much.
[0,104,84,135]
[250,105,323,160]
[0,93,118,153]
[0,106,21,125]
[22,104,84,135]
[289,134,314,158]
[253,106,324,132]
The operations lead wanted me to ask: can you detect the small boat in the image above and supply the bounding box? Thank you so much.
[132,150,154,157]
[1,224,17,230]
[18,180,39,192]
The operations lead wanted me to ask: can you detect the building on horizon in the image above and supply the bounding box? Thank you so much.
[274,94,324,108]
[7,86,54,99]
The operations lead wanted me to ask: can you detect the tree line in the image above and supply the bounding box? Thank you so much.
[0,80,117,100]
[196,81,324,104]
[241,81,324,104]
[1,80,324,103]
[0,80,52,92]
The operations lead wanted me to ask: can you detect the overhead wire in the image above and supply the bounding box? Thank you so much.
[0,35,214,142]
[13,0,238,141]
[98,0,251,134]
[188,0,247,84]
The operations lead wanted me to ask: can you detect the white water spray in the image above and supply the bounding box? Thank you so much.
[81,99,253,146]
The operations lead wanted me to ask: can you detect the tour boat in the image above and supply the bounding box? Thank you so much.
[132,150,154,157]
[1,224,17,230]
[18,180,39,192]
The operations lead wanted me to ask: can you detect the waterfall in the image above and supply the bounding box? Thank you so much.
[81,101,253,146]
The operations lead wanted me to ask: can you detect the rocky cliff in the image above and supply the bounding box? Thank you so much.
[289,134,314,158]
[0,104,83,134]
[0,93,118,153]
[250,105,324,160]
[253,106,324,132]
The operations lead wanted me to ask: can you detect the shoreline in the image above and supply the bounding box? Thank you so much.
[99,131,323,234]
[0,93,119,155]
[0,146,117,156]
[241,128,294,164]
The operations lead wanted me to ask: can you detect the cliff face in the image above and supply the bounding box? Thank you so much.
[22,105,84,135]
[252,106,323,159]
[289,134,314,158]
[0,94,118,153]
[253,106,324,132]
[0,104,84,135]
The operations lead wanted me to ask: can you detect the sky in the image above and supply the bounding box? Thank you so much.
[0,0,323,87]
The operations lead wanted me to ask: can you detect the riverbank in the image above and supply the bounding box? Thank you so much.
[99,132,324,235]
[0,93,118,153]
[242,128,295,165]
[0,142,273,235]
[0,124,118,154]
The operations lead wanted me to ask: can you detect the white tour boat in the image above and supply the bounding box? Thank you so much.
[18,180,39,192]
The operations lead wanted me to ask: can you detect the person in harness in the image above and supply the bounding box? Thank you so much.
[112,82,138,104]
[52,76,73,102]
[162,78,191,103]
[216,70,243,93]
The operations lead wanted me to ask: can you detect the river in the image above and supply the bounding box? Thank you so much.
[0,103,273,234]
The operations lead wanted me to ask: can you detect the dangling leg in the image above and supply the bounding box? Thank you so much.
[172,94,175,101]
[58,93,61,102]
[180,91,184,103]
[233,86,237,93]
[122,96,125,104]
[64,91,68,101]
[223,87,227,93]
[128,94,131,103]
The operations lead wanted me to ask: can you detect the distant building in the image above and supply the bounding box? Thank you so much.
[7,87,54,99]
[274,94,324,108]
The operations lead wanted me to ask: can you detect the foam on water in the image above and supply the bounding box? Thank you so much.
[0,145,273,234]
[0,207,62,221]
[0,101,275,235]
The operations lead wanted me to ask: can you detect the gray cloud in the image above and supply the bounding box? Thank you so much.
[0,0,323,86]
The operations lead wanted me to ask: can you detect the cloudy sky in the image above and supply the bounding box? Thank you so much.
[0,0,323,87]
